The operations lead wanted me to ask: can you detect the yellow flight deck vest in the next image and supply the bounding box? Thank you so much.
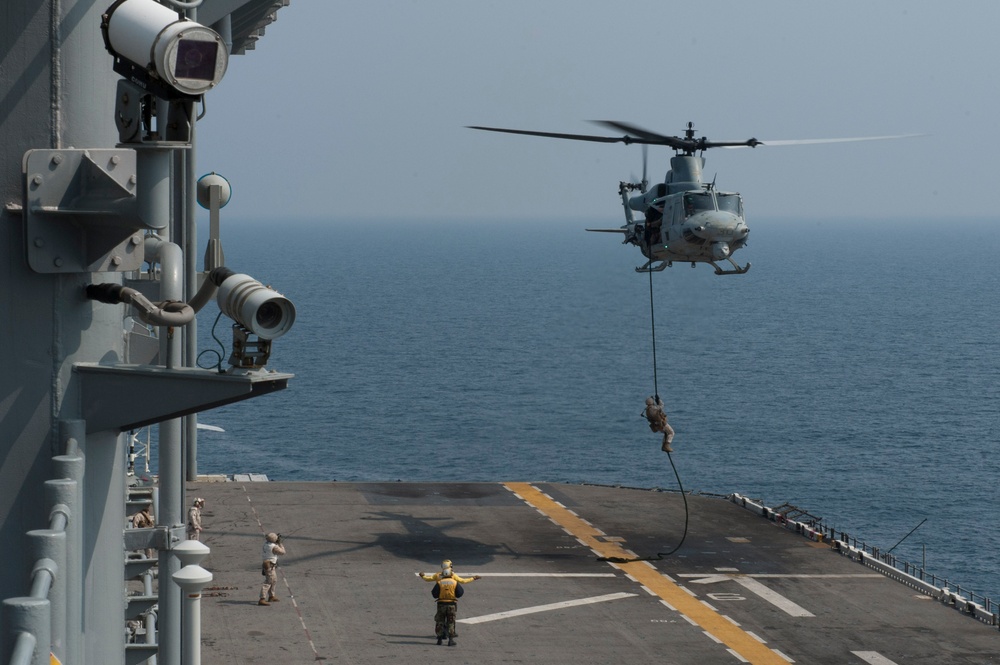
[435,578,459,603]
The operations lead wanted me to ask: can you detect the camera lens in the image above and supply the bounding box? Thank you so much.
[174,39,219,81]
[255,302,284,329]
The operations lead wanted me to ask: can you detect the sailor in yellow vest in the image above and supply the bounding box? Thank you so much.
[432,569,463,646]
[418,559,481,584]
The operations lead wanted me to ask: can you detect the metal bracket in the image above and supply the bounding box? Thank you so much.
[115,79,196,145]
[229,326,272,369]
[124,526,170,552]
[23,148,144,273]
[75,362,293,434]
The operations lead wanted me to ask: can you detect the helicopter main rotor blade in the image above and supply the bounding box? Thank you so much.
[594,121,769,150]
[469,122,918,153]
[720,133,924,148]
[591,120,673,143]
[467,125,638,144]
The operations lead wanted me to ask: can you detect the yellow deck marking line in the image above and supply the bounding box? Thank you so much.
[505,483,789,665]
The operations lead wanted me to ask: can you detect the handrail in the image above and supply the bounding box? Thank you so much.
[829,528,998,616]
[730,493,999,627]
[5,460,78,664]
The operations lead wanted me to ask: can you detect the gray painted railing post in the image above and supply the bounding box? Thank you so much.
[44,478,74,662]
[3,597,50,665]
[52,449,84,665]
[26,530,65,661]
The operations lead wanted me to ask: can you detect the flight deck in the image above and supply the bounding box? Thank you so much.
[184,481,999,664]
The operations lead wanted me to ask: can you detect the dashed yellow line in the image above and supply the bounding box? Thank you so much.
[505,482,788,665]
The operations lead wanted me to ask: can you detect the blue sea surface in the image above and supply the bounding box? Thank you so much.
[185,216,1000,601]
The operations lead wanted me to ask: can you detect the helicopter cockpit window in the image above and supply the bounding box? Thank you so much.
[716,193,744,216]
[683,193,715,217]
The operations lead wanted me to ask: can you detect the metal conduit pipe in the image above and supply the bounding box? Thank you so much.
[84,283,195,327]
[85,262,233,328]
[157,231,185,665]
[188,266,234,312]
[145,235,230,311]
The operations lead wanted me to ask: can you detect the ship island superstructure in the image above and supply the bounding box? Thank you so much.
[0,2,294,663]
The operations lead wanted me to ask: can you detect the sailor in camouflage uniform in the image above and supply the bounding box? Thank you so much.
[432,569,463,646]
[259,532,286,606]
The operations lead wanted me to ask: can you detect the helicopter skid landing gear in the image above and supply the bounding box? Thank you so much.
[635,260,671,273]
[711,258,751,275]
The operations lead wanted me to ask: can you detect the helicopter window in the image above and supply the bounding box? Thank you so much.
[683,193,715,216]
[716,194,744,216]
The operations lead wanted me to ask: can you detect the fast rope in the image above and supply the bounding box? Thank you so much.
[648,257,660,400]
[597,261,689,563]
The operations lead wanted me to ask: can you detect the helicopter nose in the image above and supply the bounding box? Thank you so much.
[690,211,746,242]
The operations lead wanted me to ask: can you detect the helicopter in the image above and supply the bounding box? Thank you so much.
[468,121,916,275]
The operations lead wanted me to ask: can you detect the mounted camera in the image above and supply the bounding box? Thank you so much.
[101,0,228,100]
[216,272,296,341]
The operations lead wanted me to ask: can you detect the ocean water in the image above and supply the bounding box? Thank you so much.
[184,216,1000,601]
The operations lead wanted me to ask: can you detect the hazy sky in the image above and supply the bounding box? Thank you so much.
[196,1,1000,224]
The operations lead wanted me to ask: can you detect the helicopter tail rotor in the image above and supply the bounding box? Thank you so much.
[625,144,649,194]
[641,144,648,193]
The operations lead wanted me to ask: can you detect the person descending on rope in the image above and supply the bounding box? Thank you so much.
[643,396,675,453]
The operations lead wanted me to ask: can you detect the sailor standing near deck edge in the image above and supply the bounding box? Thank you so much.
[259,532,286,606]
[187,497,205,540]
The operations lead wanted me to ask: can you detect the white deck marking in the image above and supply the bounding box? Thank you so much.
[458,592,638,624]
[469,573,615,577]
[851,652,900,665]
[679,573,866,618]
[680,574,881,580]
[687,574,732,584]
[733,577,814,617]
[746,574,881,579]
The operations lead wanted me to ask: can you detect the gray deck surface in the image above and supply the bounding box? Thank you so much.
[181,481,999,664]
